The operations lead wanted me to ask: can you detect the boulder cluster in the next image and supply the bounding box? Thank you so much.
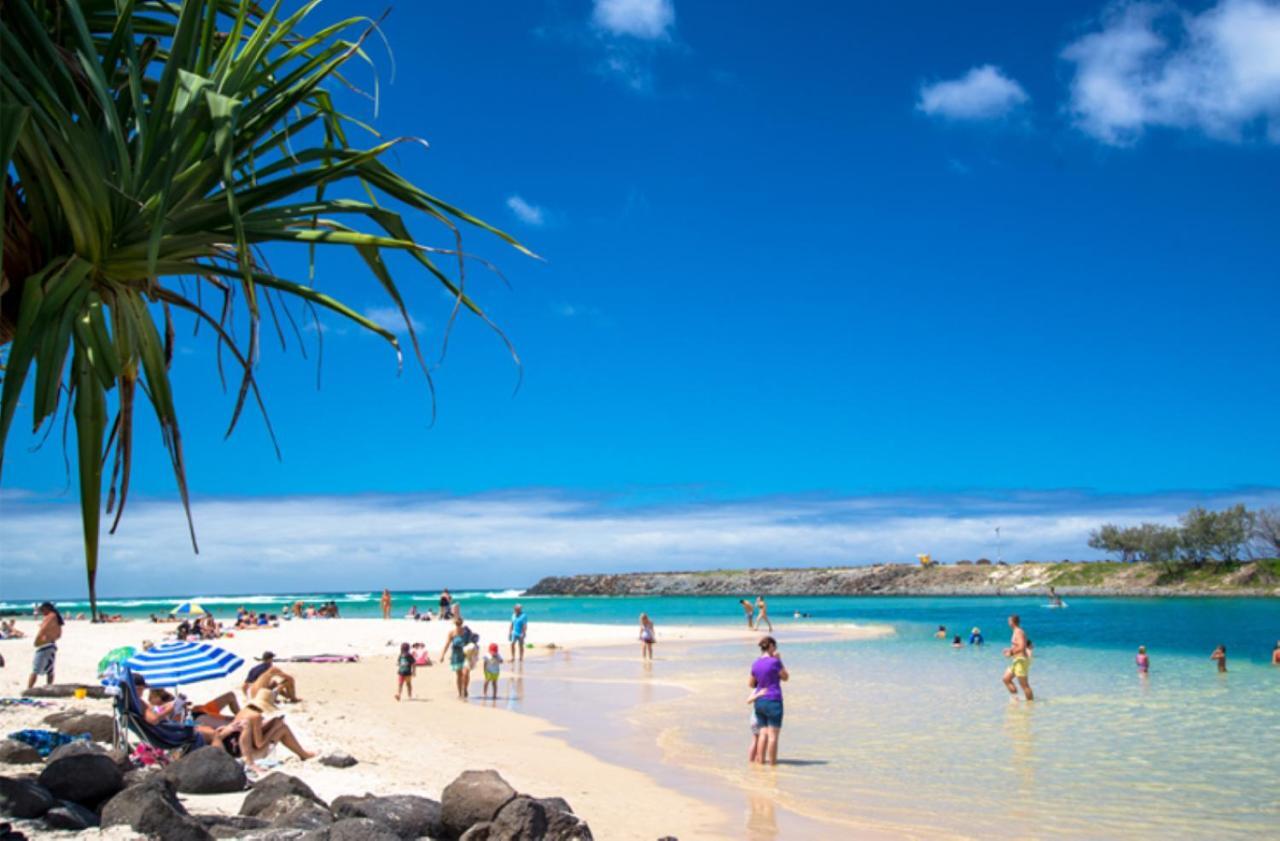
[1,735,593,840]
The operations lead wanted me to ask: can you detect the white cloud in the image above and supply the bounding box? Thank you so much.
[592,0,674,40]
[1062,0,1280,145]
[363,306,424,335]
[917,65,1030,121]
[505,195,545,226]
[3,488,1277,599]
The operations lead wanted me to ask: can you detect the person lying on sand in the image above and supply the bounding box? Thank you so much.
[218,689,315,773]
[243,651,300,702]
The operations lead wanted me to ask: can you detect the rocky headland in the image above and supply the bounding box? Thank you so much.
[527,559,1280,598]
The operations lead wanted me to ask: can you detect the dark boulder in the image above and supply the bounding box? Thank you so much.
[440,770,516,838]
[46,712,115,743]
[0,777,55,819]
[100,779,213,841]
[240,830,324,841]
[0,821,28,841]
[545,807,594,840]
[43,800,99,830]
[241,772,327,817]
[199,814,271,839]
[0,742,41,766]
[46,740,131,774]
[319,752,358,768]
[164,745,247,794]
[331,793,442,839]
[259,794,335,830]
[123,765,166,789]
[490,796,547,840]
[37,752,123,807]
[537,796,573,815]
[329,817,401,841]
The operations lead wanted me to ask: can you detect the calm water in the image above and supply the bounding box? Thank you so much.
[11,590,1279,837]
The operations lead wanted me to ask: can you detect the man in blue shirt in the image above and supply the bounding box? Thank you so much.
[508,605,528,663]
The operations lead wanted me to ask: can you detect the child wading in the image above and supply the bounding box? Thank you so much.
[396,642,416,701]
[639,613,656,660]
[483,643,503,700]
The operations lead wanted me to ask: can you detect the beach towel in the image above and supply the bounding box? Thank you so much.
[7,729,90,757]
[275,654,360,663]
[0,698,54,709]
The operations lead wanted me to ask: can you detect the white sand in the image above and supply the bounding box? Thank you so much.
[0,615,839,839]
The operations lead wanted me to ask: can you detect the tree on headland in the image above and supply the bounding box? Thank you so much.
[1252,507,1280,558]
[1090,504,1271,572]
[0,2,532,619]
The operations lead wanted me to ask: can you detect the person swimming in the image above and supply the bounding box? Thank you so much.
[935,625,948,639]
[969,627,984,646]
[951,635,963,648]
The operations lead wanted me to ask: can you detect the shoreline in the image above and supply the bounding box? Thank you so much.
[0,616,846,840]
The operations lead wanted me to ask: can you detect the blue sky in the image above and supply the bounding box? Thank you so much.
[3,0,1280,595]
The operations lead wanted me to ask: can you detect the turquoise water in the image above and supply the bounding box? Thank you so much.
[10,589,1278,836]
[16,591,1278,663]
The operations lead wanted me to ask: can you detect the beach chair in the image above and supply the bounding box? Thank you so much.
[111,668,205,755]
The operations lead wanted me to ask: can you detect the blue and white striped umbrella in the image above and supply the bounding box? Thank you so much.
[124,641,244,687]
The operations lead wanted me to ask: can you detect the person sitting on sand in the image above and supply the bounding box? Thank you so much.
[395,642,415,702]
[639,613,656,660]
[1210,644,1227,673]
[189,691,240,719]
[935,625,947,639]
[1136,645,1150,675]
[483,643,503,700]
[441,616,472,699]
[407,605,420,621]
[243,651,300,702]
[217,689,316,773]
[1002,615,1033,701]
[411,643,432,667]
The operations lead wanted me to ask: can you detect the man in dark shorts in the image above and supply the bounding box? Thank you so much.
[28,602,63,689]
[242,651,299,702]
[439,589,453,620]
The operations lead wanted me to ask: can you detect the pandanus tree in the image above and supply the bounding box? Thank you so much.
[0,1,530,619]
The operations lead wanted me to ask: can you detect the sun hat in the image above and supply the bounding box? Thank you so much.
[249,688,280,714]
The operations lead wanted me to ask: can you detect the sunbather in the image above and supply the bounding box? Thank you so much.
[243,651,300,702]
[217,689,316,773]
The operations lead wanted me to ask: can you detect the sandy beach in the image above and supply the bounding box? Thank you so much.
[0,614,878,839]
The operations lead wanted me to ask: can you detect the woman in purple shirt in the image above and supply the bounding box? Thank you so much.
[748,635,789,765]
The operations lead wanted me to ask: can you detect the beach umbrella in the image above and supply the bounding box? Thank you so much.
[125,641,244,687]
[97,646,136,676]
[170,601,207,616]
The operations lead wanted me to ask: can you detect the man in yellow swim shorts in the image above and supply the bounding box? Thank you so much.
[1002,614,1034,701]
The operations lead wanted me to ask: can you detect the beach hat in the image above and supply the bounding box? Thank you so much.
[972,627,980,634]
[488,643,498,654]
[249,688,280,714]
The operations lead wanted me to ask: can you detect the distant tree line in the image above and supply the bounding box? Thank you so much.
[1088,505,1280,571]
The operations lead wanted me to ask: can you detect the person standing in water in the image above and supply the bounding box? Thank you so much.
[28,602,63,689]
[1048,586,1064,607]
[1136,645,1150,676]
[748,636,788,765]
[441,616,472,699]
[1210,644,1228,673]
[755,597,773,632]
[508,604,528,664]
[1002,614,1033,701]
[380,589,392,620]
[1272,641,1280,665]
[639,613,656,660]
